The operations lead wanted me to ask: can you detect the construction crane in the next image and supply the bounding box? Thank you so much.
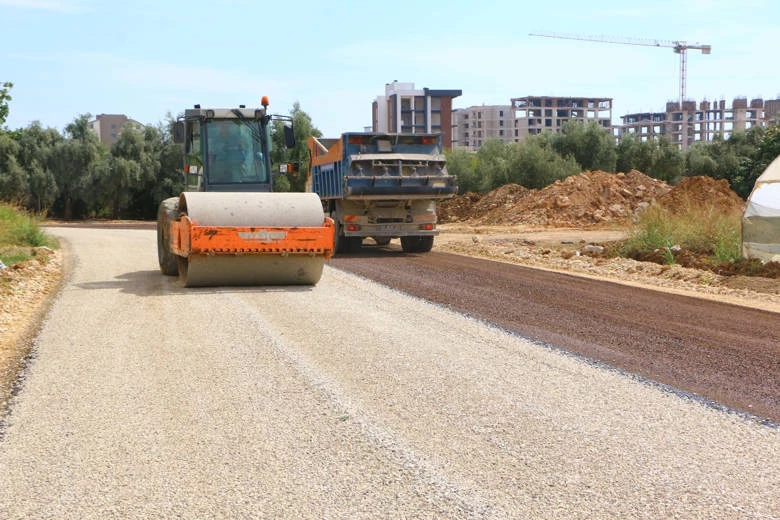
[529,32,711,108]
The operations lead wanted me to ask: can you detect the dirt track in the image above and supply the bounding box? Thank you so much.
[332,247,780,424]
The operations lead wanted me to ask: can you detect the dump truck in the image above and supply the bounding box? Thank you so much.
[157,98,334,287]
[307,132,457,254]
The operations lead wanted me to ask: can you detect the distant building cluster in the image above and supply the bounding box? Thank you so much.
[371,82,780,151]
[88,114,145,146]
[89,84,780,152]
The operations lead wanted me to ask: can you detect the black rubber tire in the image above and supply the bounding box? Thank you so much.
[417,235,434,252]
[333,219,349,255]
[157,197,180,275]
[346,236,363,254]
[401,236,434,253]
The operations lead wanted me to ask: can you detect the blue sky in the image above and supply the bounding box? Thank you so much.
[1,0,778,137]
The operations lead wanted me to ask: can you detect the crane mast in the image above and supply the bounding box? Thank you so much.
[529,32,711,108]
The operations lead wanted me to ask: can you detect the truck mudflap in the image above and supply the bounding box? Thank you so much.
[343,176,458,198]
[171,216,335,258]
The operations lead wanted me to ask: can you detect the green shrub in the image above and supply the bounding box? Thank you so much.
[0,203,58,265]
[622,202,741,263]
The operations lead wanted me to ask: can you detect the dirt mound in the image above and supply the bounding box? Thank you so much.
[657,176,745,215]
[461,184,533,225]
[440,170,671,227]
[438,192,482,222]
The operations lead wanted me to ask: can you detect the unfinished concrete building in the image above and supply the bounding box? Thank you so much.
[511,96,613,142]
[452,105,514,150]
[619,97,778,148]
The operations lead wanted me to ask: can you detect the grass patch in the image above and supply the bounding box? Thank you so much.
[0,203,58,266]
[622,202,742,266]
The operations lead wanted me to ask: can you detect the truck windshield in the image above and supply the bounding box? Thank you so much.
[205,120,268,184]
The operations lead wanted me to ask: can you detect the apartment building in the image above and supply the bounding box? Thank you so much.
[452,105,513,150]
[372,81,462,149]
[619,97,780,148]
[511,96,613,142]
[88,114,145,146]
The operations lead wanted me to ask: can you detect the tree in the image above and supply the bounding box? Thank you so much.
[27,159,58,213]
[52,115,102,219]
[732,124,780,198]
[0,82,12,127]
[0,132,25,203]
[475,139,516,191]
[617,135,683,182]
[551,120,617,173]
[514,136,580,189]
[271,102,321,192]
[445,148,479,193]
[133,121,182,219]
[0,155,29,203]
[15,122,63,212]
[0,131,21,175]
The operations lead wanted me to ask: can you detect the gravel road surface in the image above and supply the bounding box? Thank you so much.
[333,247,780,424]
[0,227,778,519]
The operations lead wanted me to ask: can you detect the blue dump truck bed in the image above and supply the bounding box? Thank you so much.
[307,133,458,200]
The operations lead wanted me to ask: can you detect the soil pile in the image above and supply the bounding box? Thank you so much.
[437,191,482,222]
[440,170,671,227]
[657,176,745,215]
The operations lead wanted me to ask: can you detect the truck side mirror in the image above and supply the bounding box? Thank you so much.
[173,121,185,144]
[283,124,296,148]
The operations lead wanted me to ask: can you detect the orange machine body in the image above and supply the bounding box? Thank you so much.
[171,216,335,258]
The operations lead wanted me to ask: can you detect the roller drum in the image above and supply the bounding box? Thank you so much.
[177,192,328,287]
[180,192,325,227]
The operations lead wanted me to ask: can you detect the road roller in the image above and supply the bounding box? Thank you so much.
[157,98,334,287]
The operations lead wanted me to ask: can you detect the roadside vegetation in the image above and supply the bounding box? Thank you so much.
[0,203,57,267]
[623,202,741,264]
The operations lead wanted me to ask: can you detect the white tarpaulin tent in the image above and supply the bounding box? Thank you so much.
[742,154,780,262]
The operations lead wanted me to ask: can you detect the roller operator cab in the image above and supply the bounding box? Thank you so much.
[157,100,334,287]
